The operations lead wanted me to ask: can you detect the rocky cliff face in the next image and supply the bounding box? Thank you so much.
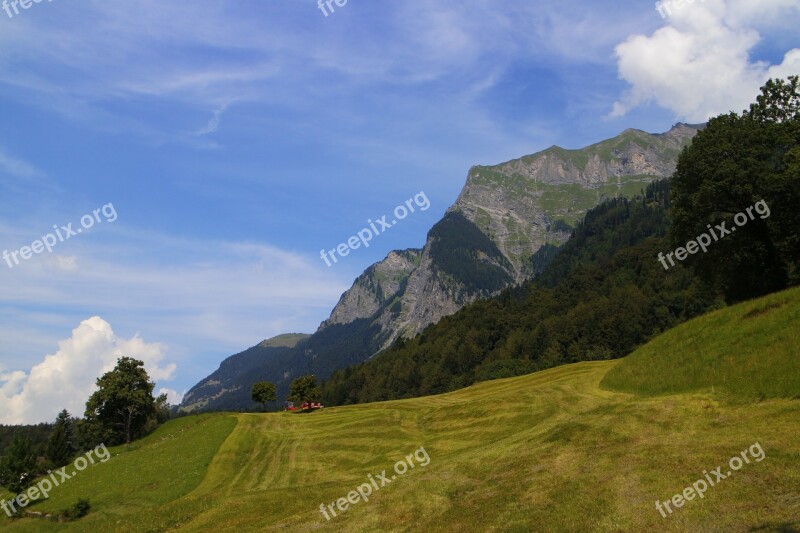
[319,124,701,346]
[320,249,421,328]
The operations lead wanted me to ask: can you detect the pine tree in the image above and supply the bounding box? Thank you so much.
[46,410,77,467]
[0,435,37,493]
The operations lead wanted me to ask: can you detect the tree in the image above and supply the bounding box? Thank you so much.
[748,76,800,124]
[670,76,800,302]
[46,410,78,467]
[155,393,171,424]
[251,382,277,411]
[0,435,37,493]
[288,375,320,409]
[84,357,159,446]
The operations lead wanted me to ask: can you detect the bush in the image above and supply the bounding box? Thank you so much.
[61,499,91,521]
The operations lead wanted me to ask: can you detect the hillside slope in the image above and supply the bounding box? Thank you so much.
[602,286,800,400]
[7,290,799,532]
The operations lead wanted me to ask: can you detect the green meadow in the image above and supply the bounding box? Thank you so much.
[3,289,799,532]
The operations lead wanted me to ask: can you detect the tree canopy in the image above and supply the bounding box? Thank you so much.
[670,76,800,302]
[288,375,320,408]
[251,382,277,411]
[84,357,161,446]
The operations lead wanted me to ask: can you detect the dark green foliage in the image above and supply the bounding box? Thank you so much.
[427,211,514,294]
[0,435,38,492]
[670,76,800,302]
[538,178,672,288]
[549,219,574,233]
[75,417,107,453]
[321,181,720,405]
[526,243,561,276]
[61,499,91,521]
[251,382,277,411]
[0,424,51,458]
[155,393,171,425]
[474,359,538,382]
[45,410,78,468]
[84,357,160,446]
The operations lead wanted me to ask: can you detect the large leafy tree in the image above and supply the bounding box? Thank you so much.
[85,357,159,446]
[288,375,320,409]
[251,381,277,411]
[670,76,800,302]
[46,409,78,467]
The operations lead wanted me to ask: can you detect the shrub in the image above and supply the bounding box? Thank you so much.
[61,499,91,521]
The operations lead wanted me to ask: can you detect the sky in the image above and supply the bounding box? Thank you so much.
[0,0,798,424]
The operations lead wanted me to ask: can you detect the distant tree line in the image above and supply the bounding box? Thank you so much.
[0,424,52,459]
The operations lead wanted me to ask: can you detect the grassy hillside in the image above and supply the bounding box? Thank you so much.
[602,286,800,401]
[259,333,311,349]
[1,414,237,529]
[3,290,798,531]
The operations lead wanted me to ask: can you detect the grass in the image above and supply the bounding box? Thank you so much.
[1,414,237,530]
[2,290,798,531]
[601,285,800,401]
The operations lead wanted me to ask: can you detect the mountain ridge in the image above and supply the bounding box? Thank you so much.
[180,122,702,413]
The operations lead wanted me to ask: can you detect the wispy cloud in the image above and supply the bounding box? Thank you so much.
[195,101,233,136]
[0,146,46,181]
[0,226,349,369]
[0,1,647,147]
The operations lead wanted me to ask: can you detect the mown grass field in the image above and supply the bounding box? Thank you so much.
[602,285,800,400]
[3,289,799,532]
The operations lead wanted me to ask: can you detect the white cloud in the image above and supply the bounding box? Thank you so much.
[158,387,186,405]
[612,0,800,121]
[0,316,175,425]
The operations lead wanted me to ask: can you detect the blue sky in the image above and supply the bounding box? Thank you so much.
[1,0,798,423]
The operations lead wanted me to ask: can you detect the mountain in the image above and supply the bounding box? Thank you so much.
[320,180,719,404]
[180,333,309,412]
[319,123,701,346]
[180,123,702,412]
